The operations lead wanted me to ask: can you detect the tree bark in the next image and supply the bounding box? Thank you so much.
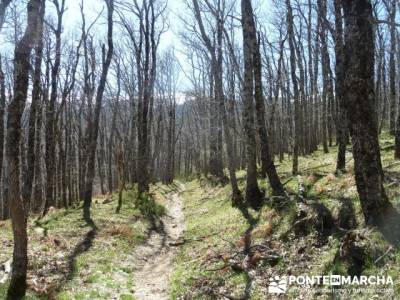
[242,0,264,208]
[44,0,65,214]
[83,0,114,222]
[247,1,284,195]
[0,57,6,220]
[334,0,347,172]
[24,0,44,210]
[386,0,397,136]
[5,0,41,298]
[343,0,393,226]
[286,0,301,175]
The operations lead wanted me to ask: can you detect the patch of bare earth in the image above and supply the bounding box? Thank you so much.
[133,186,185,300]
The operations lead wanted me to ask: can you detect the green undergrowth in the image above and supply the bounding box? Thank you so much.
[0,186,168,299]
[172,132,400,299]
[171,180,253,299]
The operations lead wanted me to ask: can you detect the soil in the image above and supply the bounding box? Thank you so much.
[133,186,185,300]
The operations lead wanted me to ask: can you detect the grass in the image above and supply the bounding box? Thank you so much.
[0,187,165,299]
[170,180,253,299]
[171,132,400,299]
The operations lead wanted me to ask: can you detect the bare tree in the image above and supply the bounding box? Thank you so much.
[83,0,114,222]
[5,0,42,297]
[334,0,347,172]
[241,0,263,208]
[286,0,301,175]
[44,0,66,214]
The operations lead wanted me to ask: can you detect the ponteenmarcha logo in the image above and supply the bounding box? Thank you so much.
[267,275,393,294]
[268,276,287,294]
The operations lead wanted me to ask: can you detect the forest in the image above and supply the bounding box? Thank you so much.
[0,0,400,299]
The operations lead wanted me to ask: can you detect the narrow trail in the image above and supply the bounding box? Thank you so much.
[133,185,185,300]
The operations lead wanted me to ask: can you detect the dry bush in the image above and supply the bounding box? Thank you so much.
[326,173,337,182]
[46,235,68,249]
[251,222,273,239]
[105,224,134,239]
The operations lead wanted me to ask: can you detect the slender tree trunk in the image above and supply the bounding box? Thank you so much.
[192,0,226,183]
[0,57,6,219]
[83,0,114,222]
[215,15,242,203]
[318,0,330,154]
[334,0,347,172]
[250,12,284,195]
[24,0,44,209]
[286,0,301,175]
[6,0,41,298]
[242,0,263,208]
[388,0,397,136]
[115,141,125,213]
[44,0,64,214]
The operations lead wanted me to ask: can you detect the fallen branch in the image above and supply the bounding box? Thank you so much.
[182,231,223,243]
[302,163,331,173]
[381,144,395,151]
[374,246,393,264]
[282,177,294,186]
[384,161,400,169]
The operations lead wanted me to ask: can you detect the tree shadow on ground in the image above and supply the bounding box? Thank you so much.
[323,200,400,281]
[51,215,99,296]
[66,216,98,281]
[222,202,260,300]
[337,197,357,230]
[377,206,400,248]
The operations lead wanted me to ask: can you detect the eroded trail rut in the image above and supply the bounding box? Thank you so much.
[133,187,185,300]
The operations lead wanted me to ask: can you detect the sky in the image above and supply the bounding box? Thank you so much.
[0,0,271,92]
[59,0,189,90]
[61,0,185,50]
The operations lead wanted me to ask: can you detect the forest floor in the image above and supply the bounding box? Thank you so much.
[0,183,184,299]
[1,133,400,299]
[170,133,400,299]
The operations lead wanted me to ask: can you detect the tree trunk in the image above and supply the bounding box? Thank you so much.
[318,0,330,154]
[286,0,301,175]
[24,0,44,209]
[249,6,284,195]
[44,0,64,214]
[83,0,114,222]
[387,0,397,136]
[342,0,393,226]
[0,57,6,219]
[6,0,41,298]
[334,0,347,172]
[216,15,242,203]
[241,0,264,208]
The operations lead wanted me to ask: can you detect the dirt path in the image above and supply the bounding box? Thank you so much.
[133,186,185,300]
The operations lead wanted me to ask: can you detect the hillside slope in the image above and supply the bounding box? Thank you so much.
[172,134,400,299]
